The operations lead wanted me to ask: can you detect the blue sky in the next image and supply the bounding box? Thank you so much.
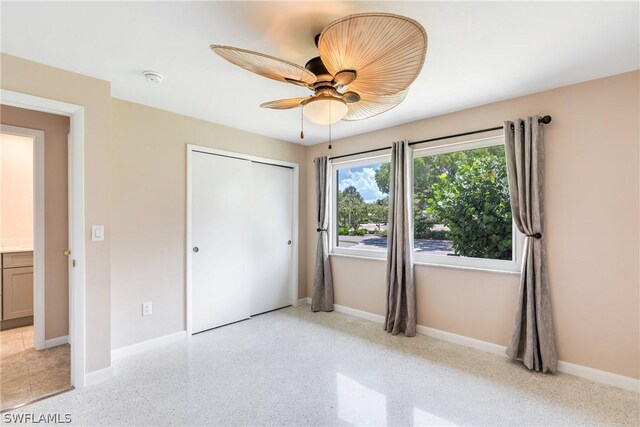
[338,163,387,203]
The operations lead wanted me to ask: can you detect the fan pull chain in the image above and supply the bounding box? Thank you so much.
[328,105,332,150]
[300,109,304,139]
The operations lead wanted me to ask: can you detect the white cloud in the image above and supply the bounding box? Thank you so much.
[339,167,386,203]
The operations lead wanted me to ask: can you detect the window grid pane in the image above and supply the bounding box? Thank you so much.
[336,162,389,251]
[413,144,513,261]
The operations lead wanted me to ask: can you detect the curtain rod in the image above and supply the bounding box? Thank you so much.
[328,115,552,161]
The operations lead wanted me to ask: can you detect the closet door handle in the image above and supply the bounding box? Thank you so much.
[287,240,292,245]
[193,247,199,253]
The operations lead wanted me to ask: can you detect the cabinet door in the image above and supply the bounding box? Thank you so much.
[3,267,34,320]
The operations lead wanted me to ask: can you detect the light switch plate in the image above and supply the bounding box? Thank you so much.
[142,302,152,316]
[91,225,104,241]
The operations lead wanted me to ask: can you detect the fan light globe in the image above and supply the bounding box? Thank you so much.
[303,97,348,125]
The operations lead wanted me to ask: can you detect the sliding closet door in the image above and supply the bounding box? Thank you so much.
[191,152,252,333]
[251,162,293,315]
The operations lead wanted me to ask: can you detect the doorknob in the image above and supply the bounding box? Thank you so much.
[287,240,292,245]
[193,247,199,253]
[63,249,71,256]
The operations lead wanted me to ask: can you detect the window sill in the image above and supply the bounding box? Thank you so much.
[329,252,521,276]
[329,252,386,262]
[413,260,521,276]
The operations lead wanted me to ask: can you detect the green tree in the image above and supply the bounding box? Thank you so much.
[375,163,390,194]
[377,158,452,239]
[377,148,512,253]
[337,186,366,231]
[427,148,512,259]
[366,197,388,230]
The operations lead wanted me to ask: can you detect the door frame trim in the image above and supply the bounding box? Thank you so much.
[185,144,300,336]
[0,124,45,349]
[1,89,86,387]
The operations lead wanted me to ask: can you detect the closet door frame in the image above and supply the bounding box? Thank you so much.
[185,145,299,336]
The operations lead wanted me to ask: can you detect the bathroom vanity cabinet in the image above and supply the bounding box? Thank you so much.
[1,251,34,321]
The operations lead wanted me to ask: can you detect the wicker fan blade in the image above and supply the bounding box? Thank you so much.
[318,13,427,96]
[343,90,408,121]
[211,45,317,86]
[260,97,308,109]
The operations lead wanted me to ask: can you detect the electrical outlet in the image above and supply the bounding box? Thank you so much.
[142,302,152,316]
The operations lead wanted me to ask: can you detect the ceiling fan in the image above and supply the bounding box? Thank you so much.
[210,13,427,133]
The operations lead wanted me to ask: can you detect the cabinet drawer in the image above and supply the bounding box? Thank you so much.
[2,252,33,268]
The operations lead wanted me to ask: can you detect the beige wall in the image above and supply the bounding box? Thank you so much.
[110,99,307,349]
[305,71,640,379]
[3,52,636,381]
[1,53,112,373]
[1,105,71,340]
[0,132,33,247]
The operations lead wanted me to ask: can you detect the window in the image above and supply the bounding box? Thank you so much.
[412,136,520,271]
[332,157,390,258]
[329,136,521,272]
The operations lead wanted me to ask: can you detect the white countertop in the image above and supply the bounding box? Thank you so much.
[0,247,33,254]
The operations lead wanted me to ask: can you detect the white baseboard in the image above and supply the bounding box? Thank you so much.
[556,360,639,393]
[111,331,187,362]
[334,303,385,323]
[332,302,640,393]
[417,325,507,357]
[43,335,69,349]
[84,366,113,387]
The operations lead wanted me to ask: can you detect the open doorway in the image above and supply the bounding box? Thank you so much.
[0,109,72,411]
[1,89,87,393]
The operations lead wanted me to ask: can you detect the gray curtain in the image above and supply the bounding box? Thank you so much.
[504,117,557,373]
[385,141,416,336]
[311,156,334,312]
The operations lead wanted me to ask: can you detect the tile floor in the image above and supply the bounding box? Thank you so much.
[5,306,640,425]
[0,325,71,411]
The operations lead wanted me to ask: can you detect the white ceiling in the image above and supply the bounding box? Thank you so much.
[1,1,638,145]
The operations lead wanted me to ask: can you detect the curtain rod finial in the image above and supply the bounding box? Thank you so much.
[540,115,552,124]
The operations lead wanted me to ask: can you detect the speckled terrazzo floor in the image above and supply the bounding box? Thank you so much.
[5,305,639,426]
[0,325,71,412]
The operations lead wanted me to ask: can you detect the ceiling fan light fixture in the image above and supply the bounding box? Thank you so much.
[211,12,428,130]
[303,96,348,125]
